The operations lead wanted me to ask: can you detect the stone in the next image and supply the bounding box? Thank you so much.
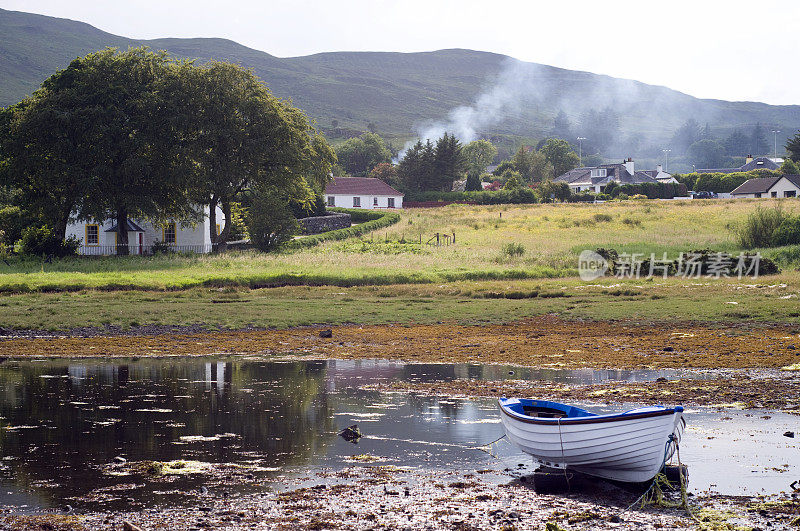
[319,329,333,338]
[783,431,795,438]
[123,521,145,531]
[114,456,127,464]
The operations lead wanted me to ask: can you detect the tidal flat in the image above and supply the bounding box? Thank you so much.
[0,354,796,530]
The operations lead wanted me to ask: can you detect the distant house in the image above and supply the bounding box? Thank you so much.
[730,175,800,198]
[65,205,225,255]
[555,158,670,193]
[697,155,780,174]
[324,177,404,209]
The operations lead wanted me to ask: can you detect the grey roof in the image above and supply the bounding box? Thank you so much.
[697,157,780,174]
[105,220,145,232]
[730,176,782,195]
[556,162,659,186]
[632,171,659,184]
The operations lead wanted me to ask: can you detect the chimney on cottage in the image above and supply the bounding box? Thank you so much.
[656,164,663,173]
[746,154,753,164]
[624,157,635,176]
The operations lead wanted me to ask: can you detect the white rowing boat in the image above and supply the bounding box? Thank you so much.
[498,398,685,483]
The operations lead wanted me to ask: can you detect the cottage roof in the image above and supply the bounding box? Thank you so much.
[105,220,145,232]
[697,157,780,174]
[325,177,404,196]
[730,176,782,195]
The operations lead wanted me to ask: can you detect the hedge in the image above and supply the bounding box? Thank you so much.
[673,169,781,193]
[610,182,688,199]
[405,188,538,204]
[285,208,401,249]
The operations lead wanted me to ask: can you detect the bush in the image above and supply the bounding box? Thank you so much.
[247,191,300,252]
[632,194,648,200]
[735,205,789,249]
[501,242,525,257]
[772,216,800,247]
[617,193,629,200]
[593,213,612,222]
[17,226,79,257]
[0,205,34,245]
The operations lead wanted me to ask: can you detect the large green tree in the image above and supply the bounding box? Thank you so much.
[540,139,579,179]
[335,132,391,176]
[1,48,197,254]
[433,133,466,191]
[462,139,497,175]
[175,60,334,250]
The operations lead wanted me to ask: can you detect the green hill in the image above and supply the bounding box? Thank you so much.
[2,7,799,154]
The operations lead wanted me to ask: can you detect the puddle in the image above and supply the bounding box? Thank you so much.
[0,358,794,512]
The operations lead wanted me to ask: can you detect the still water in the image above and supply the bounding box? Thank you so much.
[0,358,795,511]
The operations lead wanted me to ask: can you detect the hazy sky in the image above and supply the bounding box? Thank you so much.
[3,0,799,105]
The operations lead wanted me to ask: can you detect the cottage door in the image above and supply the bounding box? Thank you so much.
[138,233,143,255]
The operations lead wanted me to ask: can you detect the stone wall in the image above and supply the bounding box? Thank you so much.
[299,213,352,235]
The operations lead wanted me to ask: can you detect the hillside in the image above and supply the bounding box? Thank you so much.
[2,7,799,152]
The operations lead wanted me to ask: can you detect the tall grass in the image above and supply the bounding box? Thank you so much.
[734,205,788,249]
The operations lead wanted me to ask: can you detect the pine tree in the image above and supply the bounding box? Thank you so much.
[785,131,800,163]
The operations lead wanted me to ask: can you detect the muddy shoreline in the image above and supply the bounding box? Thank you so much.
[2,464,797,530]
[2,316,800,370]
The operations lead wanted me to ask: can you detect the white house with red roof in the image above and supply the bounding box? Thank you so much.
[324,177,404,209]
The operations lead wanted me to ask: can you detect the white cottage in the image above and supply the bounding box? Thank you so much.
[324,177,403,209]
[65,205,225,255]
[730,175,800,199]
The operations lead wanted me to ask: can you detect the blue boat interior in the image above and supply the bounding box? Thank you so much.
[500,398,596,419]
[499,398,683,420]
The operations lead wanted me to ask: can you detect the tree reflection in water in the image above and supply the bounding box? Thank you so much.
[0,359,334,510]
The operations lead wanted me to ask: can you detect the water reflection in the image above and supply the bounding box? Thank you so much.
[0,358,788,512]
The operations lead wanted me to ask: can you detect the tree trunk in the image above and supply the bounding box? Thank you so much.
[217,199,232,253]
[116,208,129,256]
[209,195,218,252]
[54,212,70,241]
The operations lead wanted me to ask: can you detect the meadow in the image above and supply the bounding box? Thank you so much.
[2,198,800,331]
[2,198,799,293]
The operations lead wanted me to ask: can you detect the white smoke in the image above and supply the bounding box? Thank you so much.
[397,57,536,160]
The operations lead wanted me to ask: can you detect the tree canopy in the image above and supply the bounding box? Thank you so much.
[0,47,335,253]
[335,132,391,177]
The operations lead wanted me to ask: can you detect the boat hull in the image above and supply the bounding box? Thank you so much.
[499,399,684,483]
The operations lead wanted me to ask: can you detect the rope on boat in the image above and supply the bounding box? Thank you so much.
[615,429,699,524]
[471,433,507,457]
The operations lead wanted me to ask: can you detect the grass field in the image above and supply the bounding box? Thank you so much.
[2,198,799,293]
[2,198,800,331]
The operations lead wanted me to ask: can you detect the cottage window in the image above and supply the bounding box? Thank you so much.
[590,169,607,178]
[754,193,762,198]
[785,190,797,198]
[353,197,361,208]
[86,224,99,246]
[771,192,778,198]
[373,197,379,207]
[163,222,176,244]
[388,197,395,208]
[327,196,335,207]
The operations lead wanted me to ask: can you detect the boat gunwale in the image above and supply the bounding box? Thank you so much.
[499,399,683,425]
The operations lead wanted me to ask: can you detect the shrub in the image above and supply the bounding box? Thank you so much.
[0,205,34,245]
[501,242,525,257]
[736,205,789,248]
[17,226,80,257]
[593,213,612,222]
[632,194,648,200]
[247,191,300,251]
[151,239,172,255]
[617,193,629,200]
[772,216,800,247]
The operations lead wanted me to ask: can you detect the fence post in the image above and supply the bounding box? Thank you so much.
[453,232,456,244]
